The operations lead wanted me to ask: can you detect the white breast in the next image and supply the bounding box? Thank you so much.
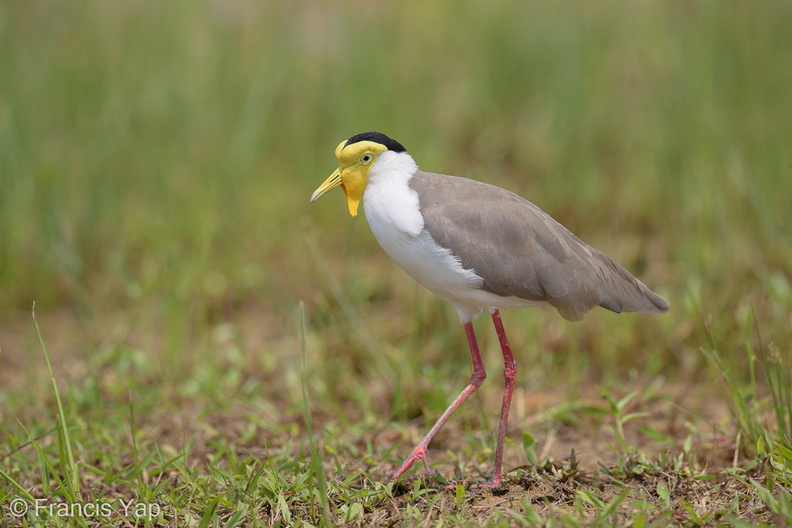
[361,152,548,322]
[363,151,549,322]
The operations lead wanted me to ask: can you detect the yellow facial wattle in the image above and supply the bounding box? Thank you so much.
[310,140,387,217]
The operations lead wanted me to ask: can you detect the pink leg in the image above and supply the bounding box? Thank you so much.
[473,309,517,488]
[388,321,486,481]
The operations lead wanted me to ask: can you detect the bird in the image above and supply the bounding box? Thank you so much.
[310,131,669,488]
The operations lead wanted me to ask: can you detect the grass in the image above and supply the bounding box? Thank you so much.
[1,0,792,525]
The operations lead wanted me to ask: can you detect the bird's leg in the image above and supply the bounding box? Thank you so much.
[388,320,486,481]
[472,309,517,488]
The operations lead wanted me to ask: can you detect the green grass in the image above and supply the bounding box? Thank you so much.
[1,0,792,526]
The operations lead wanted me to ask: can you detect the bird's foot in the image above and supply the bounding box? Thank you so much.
[441,474,504,491]
[470,476,503,489]
[388,443,431,480]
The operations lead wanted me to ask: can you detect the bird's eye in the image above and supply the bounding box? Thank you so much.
[361,153,374,164]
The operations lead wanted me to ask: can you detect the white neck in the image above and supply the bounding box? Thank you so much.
[368,151,418,184]
[362,150,423,238]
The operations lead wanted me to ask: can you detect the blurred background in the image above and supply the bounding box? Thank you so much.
[1,0,790,419]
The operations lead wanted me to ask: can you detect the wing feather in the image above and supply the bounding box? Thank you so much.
[410,171,669,321]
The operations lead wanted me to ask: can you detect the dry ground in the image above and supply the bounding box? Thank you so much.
[2,304,782,526]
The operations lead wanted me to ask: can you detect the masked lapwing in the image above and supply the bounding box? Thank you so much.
[310,131,669,487]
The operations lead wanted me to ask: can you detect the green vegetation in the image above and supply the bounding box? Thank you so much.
[1,0,791,525]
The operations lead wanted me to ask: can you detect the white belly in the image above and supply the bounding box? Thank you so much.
[371,221,485,307]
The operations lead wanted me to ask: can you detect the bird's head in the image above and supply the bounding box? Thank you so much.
[310,132,406,217]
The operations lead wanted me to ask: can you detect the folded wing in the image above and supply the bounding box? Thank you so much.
[410,171,669,321]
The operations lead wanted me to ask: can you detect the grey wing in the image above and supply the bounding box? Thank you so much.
[412,172,669,321]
